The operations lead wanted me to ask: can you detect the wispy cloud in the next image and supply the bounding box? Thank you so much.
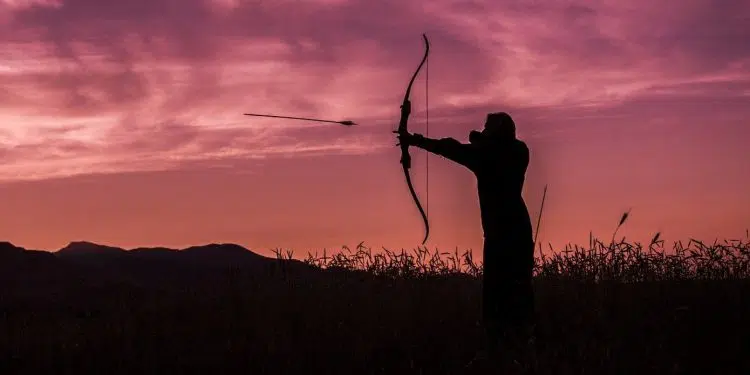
[1,0,749,182]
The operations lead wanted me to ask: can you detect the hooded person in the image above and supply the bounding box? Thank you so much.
[397,112,536,352]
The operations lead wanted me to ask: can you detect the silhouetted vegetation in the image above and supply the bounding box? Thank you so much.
[1,225,748,374]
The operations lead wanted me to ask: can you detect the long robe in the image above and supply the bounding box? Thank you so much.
[411,135,535,345]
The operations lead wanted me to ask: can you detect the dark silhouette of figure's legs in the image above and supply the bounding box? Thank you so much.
[482,236,535,352]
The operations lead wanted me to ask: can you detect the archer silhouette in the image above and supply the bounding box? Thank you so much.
[398,112,536,353]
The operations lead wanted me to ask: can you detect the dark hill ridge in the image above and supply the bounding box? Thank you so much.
[57,241,127,256]
[1,241,88,302]
[0,241,44,258]
[53,241,271,267]
[53,241,263,258]
[1,240,322,294]
[0,241,24,253]
[1,241,58,263]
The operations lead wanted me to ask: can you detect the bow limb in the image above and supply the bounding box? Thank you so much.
[397,34,430,245]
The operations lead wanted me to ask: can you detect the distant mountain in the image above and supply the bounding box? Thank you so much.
[179,243,267,266]
[0,241,22,252]
[57,241,127,256]
[0,242,86,301]
[0,240,327,303]
[1,241,58,265]
[54,241,271,268]
[55,241,131,270]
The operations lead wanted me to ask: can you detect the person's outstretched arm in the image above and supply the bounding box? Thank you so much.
[408,133,477,170]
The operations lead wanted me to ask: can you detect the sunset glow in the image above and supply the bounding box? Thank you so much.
[1,0,748,257]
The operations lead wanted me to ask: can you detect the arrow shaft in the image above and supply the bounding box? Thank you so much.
[243,113,350,125]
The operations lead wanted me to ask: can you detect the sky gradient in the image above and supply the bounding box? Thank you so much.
[1,0,748,257]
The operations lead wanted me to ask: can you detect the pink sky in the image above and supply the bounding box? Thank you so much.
[1,0,748,257]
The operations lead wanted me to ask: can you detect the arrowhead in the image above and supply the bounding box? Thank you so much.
[339,120,356,126]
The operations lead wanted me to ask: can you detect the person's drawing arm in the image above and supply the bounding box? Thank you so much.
[406,133,477,169]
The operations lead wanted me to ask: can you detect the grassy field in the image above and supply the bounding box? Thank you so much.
[2,227,748,374]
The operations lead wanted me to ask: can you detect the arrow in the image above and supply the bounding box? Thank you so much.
[243,113,356,126]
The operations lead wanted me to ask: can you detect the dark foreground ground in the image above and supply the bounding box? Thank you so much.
[1,239,748,374]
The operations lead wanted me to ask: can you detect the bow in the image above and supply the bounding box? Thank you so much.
[396,34,430,245]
